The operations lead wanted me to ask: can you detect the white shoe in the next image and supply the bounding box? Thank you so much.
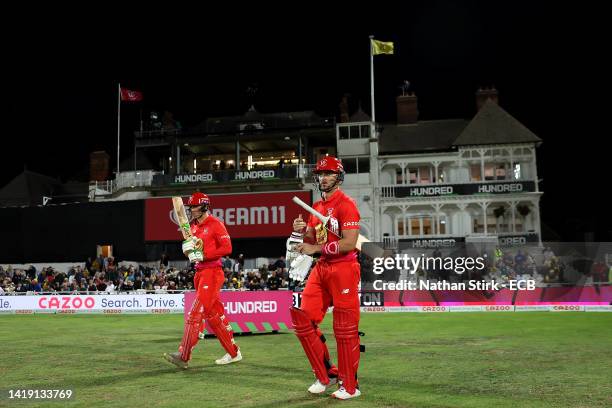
[331,386,361,400]
[308,377,337,394]
[215,349,242,365]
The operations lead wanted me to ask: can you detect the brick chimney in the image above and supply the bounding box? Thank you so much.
[90,151,110,181]
[476,86,499,110]
[396,93,419,124]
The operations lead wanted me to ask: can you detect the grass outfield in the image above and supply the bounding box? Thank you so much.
[1,313,611,408]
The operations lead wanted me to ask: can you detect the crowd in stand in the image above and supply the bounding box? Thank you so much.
[3,247,611,295]
[0,254,305,295]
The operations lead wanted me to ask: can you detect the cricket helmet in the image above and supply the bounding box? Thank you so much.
[313,156,344,174]
[187,192,210,208]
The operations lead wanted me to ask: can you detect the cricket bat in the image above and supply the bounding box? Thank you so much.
[172,197,203,249]
[292,196,384,258]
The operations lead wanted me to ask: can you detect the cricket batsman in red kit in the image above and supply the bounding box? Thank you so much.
[289,156,363,400]
[164,192,242,368]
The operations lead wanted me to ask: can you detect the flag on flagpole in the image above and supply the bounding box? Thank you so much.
[371,39,394,55]
[120,88,143,102]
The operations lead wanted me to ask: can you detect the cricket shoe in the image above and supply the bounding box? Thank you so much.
[215,349,242,365]
[308,377,337,394]
[163,352,189,369]
[331,386,361,400]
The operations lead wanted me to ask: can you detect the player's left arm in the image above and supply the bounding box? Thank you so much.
[337,229,359,252]
[204,221,232,259]
[335,201,360,253]
[296,201,360,255]
[295,227,359,255]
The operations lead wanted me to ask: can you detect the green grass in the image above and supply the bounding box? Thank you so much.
[1,313,611,407]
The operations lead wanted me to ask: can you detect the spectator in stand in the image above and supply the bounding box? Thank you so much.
[222,256,233,271]
[267,270,282,290]
[96,279,107,292]
[85,257,93,272]
[87,279,97,292]
[30,279,42,293]
[27,265,37,280]
[273,256,286,271]
[106,280,116,293]
[91,257,101,272]
[55,270,67,287]
[120,280,131,292]
[160,253,169,269]
[126,280,135,292]
[126,267,136,282]
[12,269,24,286]
[74,267,84,285]
[2,278,14,293]
[41,279,50,291]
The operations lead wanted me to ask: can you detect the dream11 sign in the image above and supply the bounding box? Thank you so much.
[144,191,312,240]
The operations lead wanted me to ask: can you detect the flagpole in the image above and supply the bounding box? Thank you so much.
[369,35,375,124]
[136,108,143,171]
[117,83,121,174]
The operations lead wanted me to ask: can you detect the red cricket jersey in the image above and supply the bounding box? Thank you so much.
[307,189,360,263]
[190,214,232,269]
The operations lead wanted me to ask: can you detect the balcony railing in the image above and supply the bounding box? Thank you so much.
[89,170,163,199]
[88,164,319,200]
[135,128,182,138]
[379,179,537,199]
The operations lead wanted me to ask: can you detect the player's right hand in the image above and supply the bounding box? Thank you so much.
[293,214,307,232]
[182,238,196,255]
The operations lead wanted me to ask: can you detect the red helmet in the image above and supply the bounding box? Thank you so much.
[313,156,344,174]
[187,192,210,207]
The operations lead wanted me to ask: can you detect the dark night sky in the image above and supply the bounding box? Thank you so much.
[3,3,607,240]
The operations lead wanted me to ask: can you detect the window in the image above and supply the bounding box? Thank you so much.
[470,164,482,181]
[422,217,432,235]
[339,126,349,140]
[484,164,495,180]
[343,158,357,174]
[473,214,503,233]
[438,215,447,235]
[419,166,431,184]
[360,125,371,139]
[358,157,370,173]
[396,168,403,184]
[404,216,434,236]
[397,219,405,235]
[411,219,420,235]
[342,157,369,174]
[408,168,418,184]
